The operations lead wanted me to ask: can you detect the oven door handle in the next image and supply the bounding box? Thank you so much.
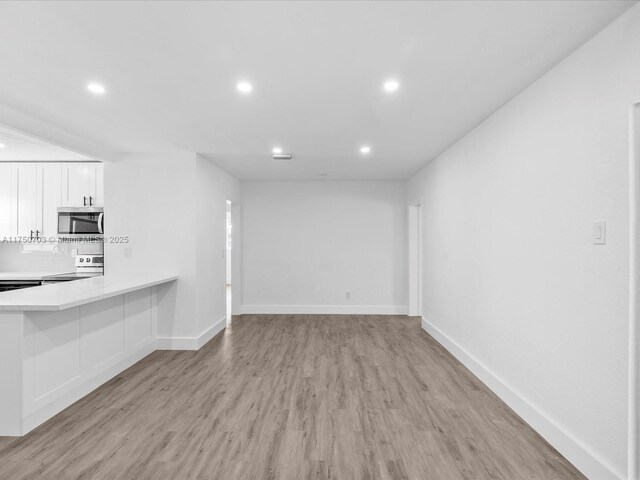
[98,212,104,234]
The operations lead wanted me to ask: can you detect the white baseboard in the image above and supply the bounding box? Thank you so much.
[196,316,227,349]
[421,318,621,480]
[22,340,156,435]
[240,305,407,315]
[156,316,227,351]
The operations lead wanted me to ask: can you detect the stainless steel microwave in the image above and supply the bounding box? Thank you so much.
[57,207,104,238]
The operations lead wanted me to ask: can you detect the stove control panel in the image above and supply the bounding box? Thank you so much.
[75,255,104,267]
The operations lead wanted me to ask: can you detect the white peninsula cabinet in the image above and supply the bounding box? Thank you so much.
[61,162,103,207]
[0,274,178,436]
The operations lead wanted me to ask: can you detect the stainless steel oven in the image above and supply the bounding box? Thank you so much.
[57,207,104,239]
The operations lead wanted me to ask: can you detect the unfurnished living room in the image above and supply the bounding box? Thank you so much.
[0,1,639,479]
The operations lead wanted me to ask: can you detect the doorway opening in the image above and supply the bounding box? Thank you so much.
[226,200,232,323]
[408,199,422,317]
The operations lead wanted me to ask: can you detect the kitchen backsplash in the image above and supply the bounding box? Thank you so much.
[0,242,103,272]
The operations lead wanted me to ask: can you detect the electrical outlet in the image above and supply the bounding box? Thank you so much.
[593,221,606,245]
[345,292,351,300]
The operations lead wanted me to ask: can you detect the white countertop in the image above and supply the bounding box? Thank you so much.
[0,271,74,281]
[0,273,178,311]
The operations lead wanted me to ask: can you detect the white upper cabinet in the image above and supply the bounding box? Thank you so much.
[63,163,90,207]
[94,163,104,207]
[1,162,100,241]
[2,163,63,240]
[62,163,103,207]
[37,163,62,237]
[0,164,16,238]
[16,164,38,237]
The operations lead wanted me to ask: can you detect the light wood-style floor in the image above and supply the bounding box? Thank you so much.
[0,315,585,480]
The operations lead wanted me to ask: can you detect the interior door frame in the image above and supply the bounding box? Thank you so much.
[629,99,640,480]
[230,203,242,318]
[408,198,422,317]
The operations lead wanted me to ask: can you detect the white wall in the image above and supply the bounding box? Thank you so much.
[105,153,240,345]
[195,155,240,334]
[241,181,407,314]
[408,5,640,479]
[104,153,197,340]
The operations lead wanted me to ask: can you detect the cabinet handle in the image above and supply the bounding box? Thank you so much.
[83,196,87,206]
[30,230,34,240]
[89,196,93,206]
[36,230,40,238]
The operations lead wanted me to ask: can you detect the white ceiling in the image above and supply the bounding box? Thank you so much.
[0,125,92,162]
[0,1,634,179]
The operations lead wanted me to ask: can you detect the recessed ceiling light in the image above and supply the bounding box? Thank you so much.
[360,145,371,154]
[236,81,253,94]
[383,79,400,93]
[0,143,5,149]
[272,147,282,154]
[87,83,106,95]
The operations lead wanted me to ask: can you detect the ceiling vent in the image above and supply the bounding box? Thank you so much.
[272,153,293,160]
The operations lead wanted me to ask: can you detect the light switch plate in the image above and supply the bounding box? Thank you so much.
[593,221,606,245]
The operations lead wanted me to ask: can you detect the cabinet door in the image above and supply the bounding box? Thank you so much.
[16,163,37,237]
[36,163,62,238]
[0,164,16,237]
[63,163,92,207]
[92,163,104,207]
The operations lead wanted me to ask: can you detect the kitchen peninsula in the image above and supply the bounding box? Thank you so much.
[0,274,177,436]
